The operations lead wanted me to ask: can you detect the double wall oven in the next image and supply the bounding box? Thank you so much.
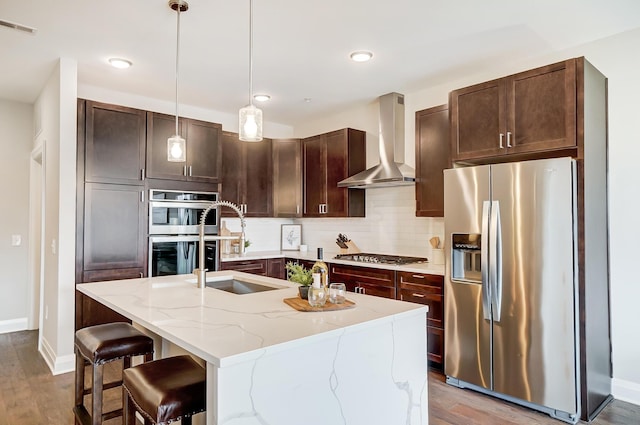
[148,189,219,277]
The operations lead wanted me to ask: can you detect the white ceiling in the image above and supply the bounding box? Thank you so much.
[1,0,639,127]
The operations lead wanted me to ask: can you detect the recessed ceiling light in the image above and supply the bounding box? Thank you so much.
[108,58,132,69]
[349,51,373,62]
[253,94,271,102]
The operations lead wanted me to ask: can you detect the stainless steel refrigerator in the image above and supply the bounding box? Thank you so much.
[444,157,581,423]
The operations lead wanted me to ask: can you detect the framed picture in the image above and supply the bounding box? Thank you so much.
[281,224,302,251]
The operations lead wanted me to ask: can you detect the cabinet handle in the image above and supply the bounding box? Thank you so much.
[139,272,143,278]
[141,168,145,181]
[506,131,513,148]
[296,205,300,215]
[411,274,425,279]
[140,191,144,202]
[318,204,322,214]
[412,293,426,298]
[499,133,504,149]
[189,165,192,176]
[183,165,187,176]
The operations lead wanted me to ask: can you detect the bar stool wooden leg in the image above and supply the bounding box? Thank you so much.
[91,363,104,425]
[74,347,85,408]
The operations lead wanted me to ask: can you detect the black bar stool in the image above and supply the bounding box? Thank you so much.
[74,322,154,425]
[123,355,206,425]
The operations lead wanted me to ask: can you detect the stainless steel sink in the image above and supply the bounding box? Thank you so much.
[205,279,283,295]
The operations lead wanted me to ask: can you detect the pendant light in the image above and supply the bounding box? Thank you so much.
[167,0,188,162]
[239,0,263,142]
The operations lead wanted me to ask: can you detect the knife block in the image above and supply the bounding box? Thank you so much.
[339,241,360,254]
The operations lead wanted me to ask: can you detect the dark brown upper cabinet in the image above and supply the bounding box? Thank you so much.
[220,131,273,217]
[302,128,366,218]
[146,112,222,183]
[82,183,146,273]
[415,105,450,217]
[450,59,577,162]
[84,100,146,185]
[272,139,303,218]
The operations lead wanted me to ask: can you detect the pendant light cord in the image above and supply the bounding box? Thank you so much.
[248,0,253,106]
[175,6,181,135]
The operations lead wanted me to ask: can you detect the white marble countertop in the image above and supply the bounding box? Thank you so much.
[76,271,427,368]
[221,250,445,276]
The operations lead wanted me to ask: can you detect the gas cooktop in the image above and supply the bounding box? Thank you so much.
[333,253,429,265]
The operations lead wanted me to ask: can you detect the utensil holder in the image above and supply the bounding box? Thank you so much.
[340,241,361,254]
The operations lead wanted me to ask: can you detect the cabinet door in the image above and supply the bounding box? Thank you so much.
[303,136,325,217]
[186,119,222,183]
[507,59,577,154]
[84,101,146,185]
[267,258,285,279]
[325,130,349,217]
[415,105,450,217]
[221,132,243,212]
[450,79,506,161]
[244,139,273,217]
[146,112,187,180]
[273,139,302,217]
[83,183,146,271]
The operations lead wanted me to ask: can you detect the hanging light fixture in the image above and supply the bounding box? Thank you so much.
[167,0,188,162]
[239,0,263,142]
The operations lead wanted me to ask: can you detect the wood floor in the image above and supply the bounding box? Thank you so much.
[1,330,638,425]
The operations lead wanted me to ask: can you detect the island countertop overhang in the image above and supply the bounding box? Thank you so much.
[76,271,428,368]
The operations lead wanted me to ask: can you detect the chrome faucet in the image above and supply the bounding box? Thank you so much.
[196,200,246,289]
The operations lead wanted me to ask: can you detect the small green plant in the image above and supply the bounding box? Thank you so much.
[244,239,251,248]
[285,262,313,286]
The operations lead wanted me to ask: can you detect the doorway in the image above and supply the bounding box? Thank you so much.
[28,142,45,345]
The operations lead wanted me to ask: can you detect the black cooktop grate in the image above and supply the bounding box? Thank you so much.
[334,253,429,265]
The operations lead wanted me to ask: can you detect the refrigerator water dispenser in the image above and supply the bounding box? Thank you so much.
[451,233,482,283]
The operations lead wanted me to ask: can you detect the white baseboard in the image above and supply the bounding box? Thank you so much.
[0,317,28,334]
[39,335,75,376]
[612,377,640,406]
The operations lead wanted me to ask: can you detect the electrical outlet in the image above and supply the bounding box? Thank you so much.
[11,234,21,246]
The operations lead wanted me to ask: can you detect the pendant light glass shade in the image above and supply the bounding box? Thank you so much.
[239,0,263,142]
[239,103,263,142]
[167,135,186,161]
[167,0,188,162]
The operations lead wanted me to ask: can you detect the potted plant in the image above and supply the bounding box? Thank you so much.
[285,262,313,299]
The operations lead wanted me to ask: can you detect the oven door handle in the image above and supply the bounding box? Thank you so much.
[149,235,200,243]
[149,201,218,209]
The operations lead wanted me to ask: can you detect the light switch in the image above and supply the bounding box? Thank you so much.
[11,234,21,246]
[51,239,57,255]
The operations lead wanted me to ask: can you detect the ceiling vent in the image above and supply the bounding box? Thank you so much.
[0,19,37,34]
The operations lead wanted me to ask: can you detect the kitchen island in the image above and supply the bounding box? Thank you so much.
[77,271,429,425]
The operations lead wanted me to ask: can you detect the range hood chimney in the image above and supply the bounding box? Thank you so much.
[337,92,415,189]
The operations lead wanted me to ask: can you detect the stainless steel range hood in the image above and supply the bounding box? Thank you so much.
[338,92,415,189]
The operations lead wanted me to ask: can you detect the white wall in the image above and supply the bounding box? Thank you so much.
[0,99,33,333]
[35,58,78,375]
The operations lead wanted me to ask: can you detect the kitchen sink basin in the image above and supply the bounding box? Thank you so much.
[205,279,284,294]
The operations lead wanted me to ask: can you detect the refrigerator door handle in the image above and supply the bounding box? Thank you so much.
[481,200,491,321]
[490,200,503,322]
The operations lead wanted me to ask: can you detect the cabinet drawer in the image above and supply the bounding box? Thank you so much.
[399,288,443,327]
[330,264,395,288]
[220,259,267,275]
[397,271,443,290]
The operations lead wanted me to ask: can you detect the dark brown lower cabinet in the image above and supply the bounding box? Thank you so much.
[329,264,396,299]
[397,271,444,370]
[220,258,285,279]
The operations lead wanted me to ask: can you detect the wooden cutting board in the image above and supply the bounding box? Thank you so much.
[283,297,355,312]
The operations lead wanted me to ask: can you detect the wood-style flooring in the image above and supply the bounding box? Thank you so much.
[1,330,638,425]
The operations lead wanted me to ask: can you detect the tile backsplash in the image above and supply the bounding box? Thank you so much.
[224,186,444,260]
